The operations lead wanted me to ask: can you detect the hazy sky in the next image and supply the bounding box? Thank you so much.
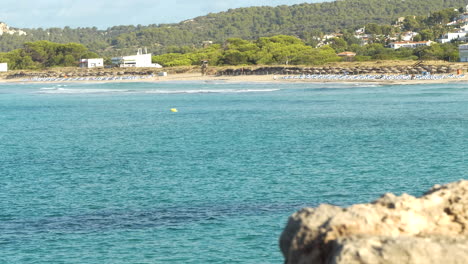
[0,0,330,29]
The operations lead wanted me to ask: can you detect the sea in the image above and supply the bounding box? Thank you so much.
[0,81,466,263]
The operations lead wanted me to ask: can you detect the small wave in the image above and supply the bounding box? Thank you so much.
[144,89,280,94]
[37,88,280,95]
[39,84,69,90]
[39,87,58,90]
[38,88,131,94]
[352,84,381,87]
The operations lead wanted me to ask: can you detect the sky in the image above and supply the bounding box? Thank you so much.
[0,0,330,29]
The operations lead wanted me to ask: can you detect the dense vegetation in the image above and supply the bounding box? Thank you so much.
[0,41,97,70]
[0,0,466,55]
[152,36,461,67]
[0,0,466,69]
[153,35,341,66]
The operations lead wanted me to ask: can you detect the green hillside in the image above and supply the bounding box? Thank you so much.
[0,0,466,56]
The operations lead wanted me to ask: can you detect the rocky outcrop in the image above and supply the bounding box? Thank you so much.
[280,180,468,264]
[0,22,26,36]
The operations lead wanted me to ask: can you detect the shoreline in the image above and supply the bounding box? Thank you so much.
[1,72,467,86]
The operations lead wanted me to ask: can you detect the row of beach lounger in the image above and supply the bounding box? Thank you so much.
[281,74,465,81]
[20,75,153,82]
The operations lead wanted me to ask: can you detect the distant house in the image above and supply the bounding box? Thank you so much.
[460,23,468,31]
[459,44,468,62]
[446,21,458,26]
[112,48,162,68]
[400,31,419,41]
[389,41,433,49]
[0,63,7,72]
[79,58,104,68]
[355,28,365,35]
[437,31,467,43]
[202,41,213,47]
[322,33,343,40]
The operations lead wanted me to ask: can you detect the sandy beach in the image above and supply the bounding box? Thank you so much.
[1,72,466,86]
[1,61,467,85]
[156,72,468,85]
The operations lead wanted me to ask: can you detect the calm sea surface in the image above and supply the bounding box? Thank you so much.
[0,81,466,263]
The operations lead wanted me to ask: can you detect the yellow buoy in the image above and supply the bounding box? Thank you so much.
[170,108,178,112]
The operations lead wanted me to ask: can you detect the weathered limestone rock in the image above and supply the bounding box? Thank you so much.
[280,180,468,264]
[0,22,27,36]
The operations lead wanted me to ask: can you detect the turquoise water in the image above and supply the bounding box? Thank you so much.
[1,81,466,263]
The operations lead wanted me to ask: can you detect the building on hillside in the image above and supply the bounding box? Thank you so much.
[202,41,213,47]
[459,44,468,62]
[111,48,162,68]
[355,28,365,35]
[400,31,419,41]
[323,33,343,40]
[0,63,7,72]
[437,30,467,43]
[460,23,468,31]
[388,41,433,49]
[79,58,104,68]
[446,20,458,26]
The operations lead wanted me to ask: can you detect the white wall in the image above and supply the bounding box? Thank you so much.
[81,58,104,68]
[112,53,162,68]
[0,63,7,72]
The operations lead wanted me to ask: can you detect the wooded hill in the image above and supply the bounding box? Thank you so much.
[0,0,466,56]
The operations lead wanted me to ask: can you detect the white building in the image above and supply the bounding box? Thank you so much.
[459,44,468,62]
[389,41,433,49]
[0,63,7,72]
[112,49,162,68]
[437,31,467,43]
[400,31,419,41]
[355,27,365,34]
[79,58,104,68]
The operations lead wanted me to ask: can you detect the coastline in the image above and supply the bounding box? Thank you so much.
[1,72,467,86]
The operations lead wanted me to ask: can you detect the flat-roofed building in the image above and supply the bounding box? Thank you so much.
[112,49,162,68]
[389,41,433,49]
[79,58,104,68]
[0,63,7,72]
[437,31,467,43]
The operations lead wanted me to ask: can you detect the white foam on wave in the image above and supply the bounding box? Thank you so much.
[39,84,69,90]
[37,88,280,95]
[144,89,280,94]
[352,83,381,87]
[39,87,58,90]
[38,88,130,94]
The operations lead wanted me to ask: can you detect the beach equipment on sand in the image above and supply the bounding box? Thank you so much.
[170,108,178,113]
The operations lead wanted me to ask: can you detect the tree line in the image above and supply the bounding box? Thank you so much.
[0,36,462,70]
[152,35,461,67]
[0,0,466,56]
[0,41,97,70]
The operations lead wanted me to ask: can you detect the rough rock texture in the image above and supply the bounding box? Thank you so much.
[0,22,27,36]
[280,180,468,264]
